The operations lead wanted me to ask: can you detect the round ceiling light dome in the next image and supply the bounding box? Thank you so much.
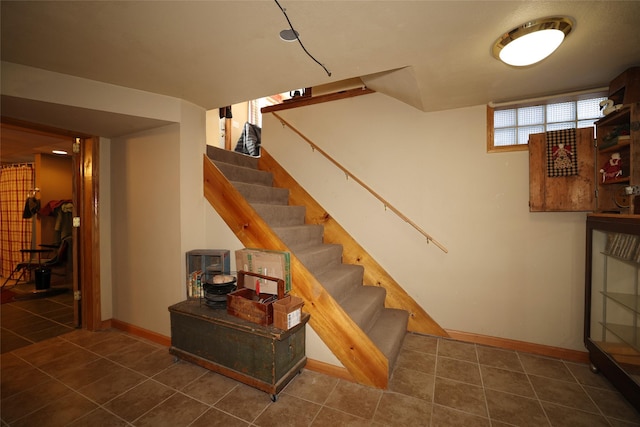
[493,17,573,67]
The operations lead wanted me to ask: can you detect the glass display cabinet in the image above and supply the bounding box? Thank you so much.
[585,213,640,409]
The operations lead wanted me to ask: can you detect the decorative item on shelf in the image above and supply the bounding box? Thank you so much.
[600,124,631,150]
[600,99,623,116]
[600,152,623,182]
[614,186,631,209]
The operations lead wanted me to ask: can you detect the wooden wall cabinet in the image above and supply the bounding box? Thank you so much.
[529,68,639,214]
[529,128,595,212]
[595,102,640,214]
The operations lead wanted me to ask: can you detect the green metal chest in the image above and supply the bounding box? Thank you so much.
[168,300,308,400]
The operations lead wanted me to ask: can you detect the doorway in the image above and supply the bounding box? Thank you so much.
[0,120,100,350]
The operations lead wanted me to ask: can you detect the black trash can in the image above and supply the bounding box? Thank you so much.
[34,267,51,290]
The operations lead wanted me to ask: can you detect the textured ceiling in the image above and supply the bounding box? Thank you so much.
[2,1,640,162]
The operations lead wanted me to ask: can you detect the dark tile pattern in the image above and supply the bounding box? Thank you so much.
[2,312,640,426]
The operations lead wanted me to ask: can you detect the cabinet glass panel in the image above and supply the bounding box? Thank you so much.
[590,228,640,383]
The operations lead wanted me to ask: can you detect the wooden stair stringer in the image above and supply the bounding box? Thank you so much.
[258,149,449,338]
[203,155,389,389]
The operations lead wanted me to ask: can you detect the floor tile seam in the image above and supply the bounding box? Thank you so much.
[4,377,89,425]
[517,352,554,427]
[431,402,492,424]
[0,327,37,346]
[365,383,385,424]
[89,395,152,427]
[128,388,186,426]
[1,307,63,326]
[477,362,526,374]
[150,360,209,390]
[210,397,266,426]
[96,347,168,373]
[18,316,75,334]
[77,373,167,411]
[314,374,342,406]
[538,396,613,418]
[160,382,229,410]
[8,299,70,316]
[563,360,616,421]
[318,403,373,424]
[57,331,116,348]
[279,389,332,407]
[247,393,277,425]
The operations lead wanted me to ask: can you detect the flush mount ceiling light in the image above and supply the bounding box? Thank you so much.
[52,150,68,155]
[492,17,573,67]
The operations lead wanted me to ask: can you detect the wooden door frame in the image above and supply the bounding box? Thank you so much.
[1,118,100,330]
[74,136,101,330]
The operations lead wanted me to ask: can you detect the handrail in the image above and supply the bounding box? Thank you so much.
[271,112,448,254]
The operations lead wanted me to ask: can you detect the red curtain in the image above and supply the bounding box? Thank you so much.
[0,164,35,279]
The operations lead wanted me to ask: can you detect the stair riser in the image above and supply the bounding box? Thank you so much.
[274,225,324,250]
[207,145,259,168]
[214,161,273,186]
[368,309,410,373]
[296,244,343,275]
[318,265,365,303]
[233,182,289,205]
[341,287,387,332]
[252,204,306,227]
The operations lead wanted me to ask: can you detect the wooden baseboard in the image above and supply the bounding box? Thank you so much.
[110,319,172,347]
[304,358,355,383]
[106,318,589,378]
[445,329,590,364]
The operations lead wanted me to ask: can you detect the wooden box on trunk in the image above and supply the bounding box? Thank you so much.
[227,271,285,326]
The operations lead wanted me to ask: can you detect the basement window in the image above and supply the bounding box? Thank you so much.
[487,92,608,153]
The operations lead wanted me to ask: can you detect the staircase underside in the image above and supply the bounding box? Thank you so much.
[204,146,448,388]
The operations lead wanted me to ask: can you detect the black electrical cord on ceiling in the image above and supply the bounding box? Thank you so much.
[273,0,332,77]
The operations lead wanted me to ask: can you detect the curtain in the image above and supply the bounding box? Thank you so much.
[0,164,35,278]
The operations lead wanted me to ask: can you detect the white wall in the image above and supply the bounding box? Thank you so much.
[110,101,208,335]
[261,93,587,354]
[110,124,183,333]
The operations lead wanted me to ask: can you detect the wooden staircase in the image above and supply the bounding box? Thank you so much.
[204,146,448,388]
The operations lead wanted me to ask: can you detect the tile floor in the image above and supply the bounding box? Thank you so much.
[1,283,75,355]
[2,293,640,426]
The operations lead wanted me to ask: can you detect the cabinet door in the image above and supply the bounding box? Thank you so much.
[529,127,595,211]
